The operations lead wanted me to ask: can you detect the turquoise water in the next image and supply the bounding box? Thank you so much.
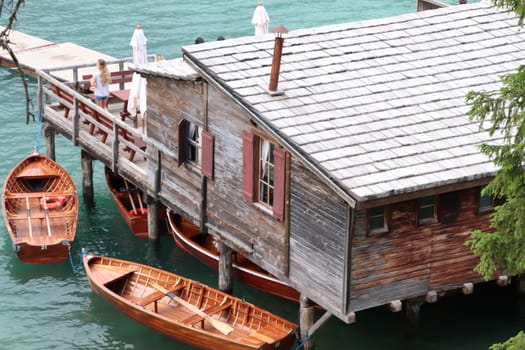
[3,1,523,350]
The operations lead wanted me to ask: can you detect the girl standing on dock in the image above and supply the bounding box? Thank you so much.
[90,58,111,110]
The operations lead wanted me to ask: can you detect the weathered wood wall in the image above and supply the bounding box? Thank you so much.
[350,186,492,312]
[146,75,205,220]
[204,83,289,278]
[288,159,349,317]
[147,75,290,278]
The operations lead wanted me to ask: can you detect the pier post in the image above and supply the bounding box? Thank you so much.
[517,274,525,296]
[299,294,315,350]
[43,124,56,160]
[147,198,159,240]
[80,150,94,203]
[405,297,425,329]
[216,240,233,294]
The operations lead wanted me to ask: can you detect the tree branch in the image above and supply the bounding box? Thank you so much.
[0,0,35,124]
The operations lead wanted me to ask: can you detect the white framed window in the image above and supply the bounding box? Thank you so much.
[187,122,202,166]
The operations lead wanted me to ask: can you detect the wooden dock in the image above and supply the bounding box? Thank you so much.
[0,26,117,81]
[0,27,167,237]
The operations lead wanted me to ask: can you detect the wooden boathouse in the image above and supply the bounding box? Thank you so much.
[33,1,523,346]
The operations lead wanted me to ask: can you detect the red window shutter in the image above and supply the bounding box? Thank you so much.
[177,120,187,167]
[242,131,255,202]
[201,131,214,178]
[273,147,286,221]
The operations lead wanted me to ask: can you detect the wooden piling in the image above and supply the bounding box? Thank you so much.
[147,198,159,240]
[80,150,94,203]
[217,240,233,294]
[43,124,56,160]
[517,274,525,296]
[299,294,315,350]
[406,297,425,329]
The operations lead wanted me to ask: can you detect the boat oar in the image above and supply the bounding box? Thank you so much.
[42,195,53,237]
[137,191,145,214]
[123,179,137,215]
[150,282,234,336]
[25,196,33,238]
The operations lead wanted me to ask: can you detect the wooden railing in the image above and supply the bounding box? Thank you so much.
[36,62,176,199]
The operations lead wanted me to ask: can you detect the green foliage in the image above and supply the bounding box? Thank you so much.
[490,331,525,350]
[465,65,525,280]
[494,0,525,26]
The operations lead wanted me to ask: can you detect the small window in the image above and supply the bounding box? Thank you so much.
[478,185,496,213]
[257,139,275,208]
[369,206,387,234]
[418,195,436,225]
[187,122,201,166]
[242,131,286,221]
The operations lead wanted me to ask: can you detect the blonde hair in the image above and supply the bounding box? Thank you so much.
[97,59,111,85]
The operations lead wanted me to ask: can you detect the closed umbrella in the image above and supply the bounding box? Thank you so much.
[127,25,148,122]
[252,2,270,36]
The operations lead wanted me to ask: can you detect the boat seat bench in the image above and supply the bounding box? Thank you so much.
[9,211,76,220]
[133,283,185,307]
[183,302,233,326]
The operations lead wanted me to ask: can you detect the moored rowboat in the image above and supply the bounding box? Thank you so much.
[166,209,301,303]
[104,167,167,238]
[2,151,79,263]
[83,254,298,350]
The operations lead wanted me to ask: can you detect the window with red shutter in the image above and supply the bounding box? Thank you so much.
[178,119,203,168]
[242,131,255,202]
[177,120,187,167]
[243,131,287,221]
[273,147,286,221]
[201,131,214,178]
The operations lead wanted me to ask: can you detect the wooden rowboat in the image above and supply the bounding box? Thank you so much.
[166,210,301,303]
[83,254,298,350]
[104,167,166,238]
[2,151,78,263]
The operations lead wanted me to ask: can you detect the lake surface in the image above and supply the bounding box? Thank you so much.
[3,1,523,349]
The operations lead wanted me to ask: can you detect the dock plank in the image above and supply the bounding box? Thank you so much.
[0,26,117,81]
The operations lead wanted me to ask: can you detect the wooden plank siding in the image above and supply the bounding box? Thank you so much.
[145,75,291,278]
[288,159,349,315]
[349,187,492,312]
[204,83,289,277]
[145,76,205,220]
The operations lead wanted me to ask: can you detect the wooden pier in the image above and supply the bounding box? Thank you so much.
[0,27,165,239]
[0,26,120,81]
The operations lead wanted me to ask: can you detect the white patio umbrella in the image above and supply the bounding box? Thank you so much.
[127,25,148,122]
[252,2,270,36]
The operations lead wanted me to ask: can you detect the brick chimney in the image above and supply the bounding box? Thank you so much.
[268,25,288,95]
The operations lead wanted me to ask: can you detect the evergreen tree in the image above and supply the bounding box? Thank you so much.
[467,1,525,348]
[466,65,525,279]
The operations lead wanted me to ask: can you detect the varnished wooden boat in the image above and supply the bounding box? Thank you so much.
[2,151,78,263]
[166,210,301,303]
[105,167,166,238]
[83,254,298,350]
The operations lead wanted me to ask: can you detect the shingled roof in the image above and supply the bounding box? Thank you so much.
[140,2,523,204]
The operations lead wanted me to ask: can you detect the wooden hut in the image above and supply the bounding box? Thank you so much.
[38,2,523,331]
[132,2,525,324]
